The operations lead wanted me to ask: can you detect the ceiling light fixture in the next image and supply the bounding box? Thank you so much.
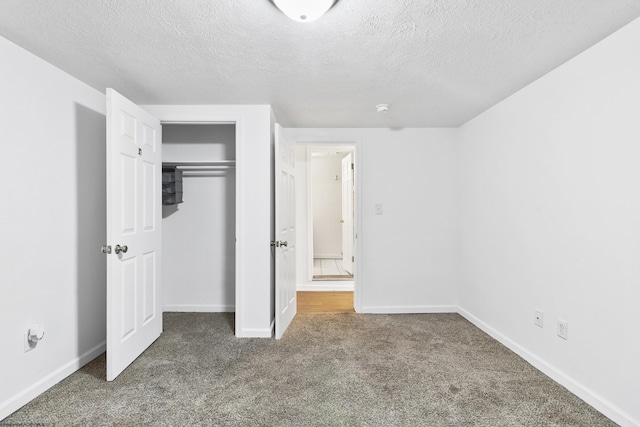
[273,0,337,23]
[376,104,390,113]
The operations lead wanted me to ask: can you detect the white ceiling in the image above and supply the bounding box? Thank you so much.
[1,1,639,128]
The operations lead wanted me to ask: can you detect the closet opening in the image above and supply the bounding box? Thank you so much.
[161,123,236,326]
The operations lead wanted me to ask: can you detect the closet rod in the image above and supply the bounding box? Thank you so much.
[163,160,236,168]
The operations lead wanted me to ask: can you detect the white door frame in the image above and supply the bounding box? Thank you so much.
[298,138,362,312]
[137,108,247,337]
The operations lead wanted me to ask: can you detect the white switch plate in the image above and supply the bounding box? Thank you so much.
[534,309,543,328]
[375,204,383,215]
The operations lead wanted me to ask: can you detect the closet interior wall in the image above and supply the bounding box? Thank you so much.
[162,124,236,312]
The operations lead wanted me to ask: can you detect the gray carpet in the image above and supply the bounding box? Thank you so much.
[2,313,615,426]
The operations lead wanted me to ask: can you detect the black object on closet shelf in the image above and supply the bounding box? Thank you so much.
[162,166,183,205]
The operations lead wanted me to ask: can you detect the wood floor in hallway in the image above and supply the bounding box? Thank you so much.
[297,291,354,313]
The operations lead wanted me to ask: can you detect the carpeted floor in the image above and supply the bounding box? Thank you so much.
[2,313,615,426]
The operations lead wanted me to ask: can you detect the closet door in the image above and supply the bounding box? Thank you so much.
[106,89,162,381]
[274,124,297,339]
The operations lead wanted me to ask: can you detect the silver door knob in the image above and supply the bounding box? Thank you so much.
[279,241,288,247]
[115,244,128,254]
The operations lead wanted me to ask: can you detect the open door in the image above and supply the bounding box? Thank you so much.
[341,153,354,274]
[106,89,162,381]
[274,124,297,339]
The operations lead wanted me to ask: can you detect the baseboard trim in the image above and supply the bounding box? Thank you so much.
[313,254,342,259]
[362,305,457,314]
[163,304,235,313]
[235,326,273,338]
[457,307,638,427]
[297,282,354,292]
[0,341,105,421]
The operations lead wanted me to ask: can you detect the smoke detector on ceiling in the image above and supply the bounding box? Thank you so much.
[273,0,337,23]
[376,104,390,113]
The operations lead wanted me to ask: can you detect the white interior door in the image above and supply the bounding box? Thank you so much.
[341,153,354,274]
[274,124,297,339]
[106,89,162,381]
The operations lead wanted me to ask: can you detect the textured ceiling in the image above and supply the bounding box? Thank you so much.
[1,1,640,128]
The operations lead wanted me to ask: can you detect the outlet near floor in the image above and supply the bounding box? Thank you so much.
[557,319,568,340]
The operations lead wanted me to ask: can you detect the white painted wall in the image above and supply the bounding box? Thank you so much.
[312,155,343,258]
[289,129,458,312]
[294,144,312,287]
[457,17,640,427]
[141,105,273,338]
[0,36,107,419]
[162,124,235,312]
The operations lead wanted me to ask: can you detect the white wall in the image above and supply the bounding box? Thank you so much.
[162,124,235,312]
[294,143,313,287]
[312,155,343,258]
[457,17,640,427]
[142,105,273,338]
[0,36,107,419]
[288,128,458,313]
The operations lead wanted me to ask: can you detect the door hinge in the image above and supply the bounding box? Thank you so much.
[101,245,112,254]
[351,163,354,170]
[352,256,354,262]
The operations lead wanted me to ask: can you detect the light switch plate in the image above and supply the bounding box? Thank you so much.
[534,309,543,328]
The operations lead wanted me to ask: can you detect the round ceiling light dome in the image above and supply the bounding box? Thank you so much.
[273,0,337,23]
[376,104,390,113]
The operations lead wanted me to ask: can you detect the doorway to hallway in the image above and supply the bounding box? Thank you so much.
[308,147,355,283]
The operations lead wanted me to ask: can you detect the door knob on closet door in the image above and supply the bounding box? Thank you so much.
[115,244,128,254]
[279,241,288,247]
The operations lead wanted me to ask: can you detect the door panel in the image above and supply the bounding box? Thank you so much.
[275,124,297,339]
[142,161,155,230]
[142,252,156,324]
[106,88,162,381]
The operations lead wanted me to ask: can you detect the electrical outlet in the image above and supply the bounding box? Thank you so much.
[534,309,544,328]
[557,319,568,340]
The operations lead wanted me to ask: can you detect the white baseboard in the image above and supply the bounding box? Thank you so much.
[0,341,105,421]
[235,326,273,338]
[235,318,274,338]
[163,304,235,313]
[362,305,457,314]
[297,282,354,292]
[313,254,342,259]
[457,307,638,427]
